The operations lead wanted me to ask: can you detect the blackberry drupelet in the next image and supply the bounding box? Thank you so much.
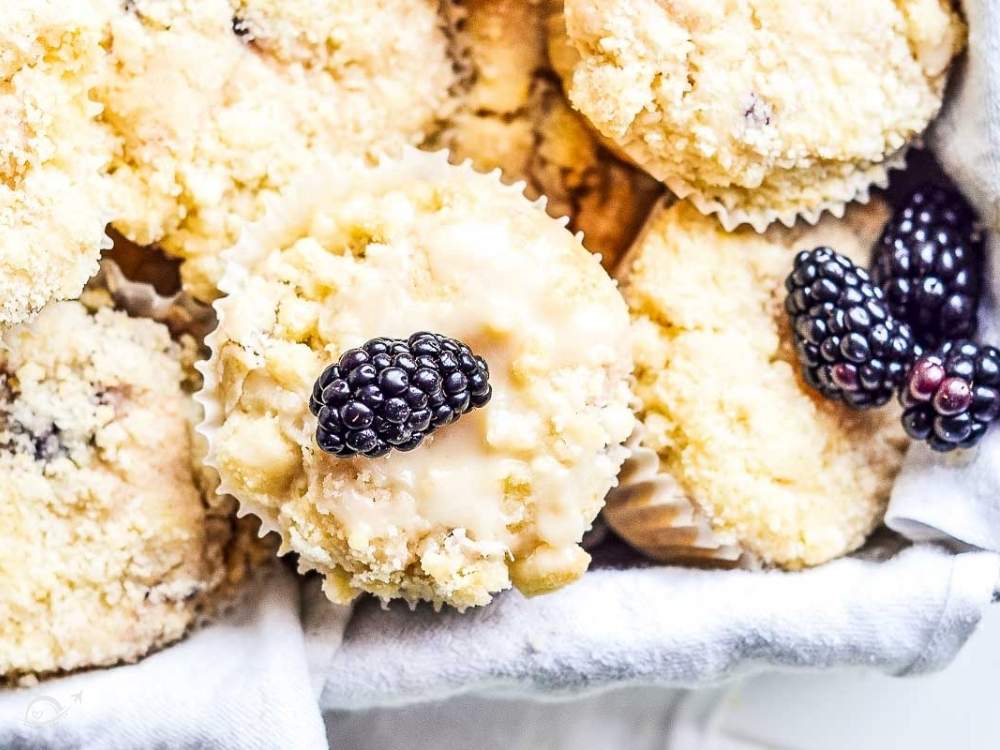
[310,332,492,458]
[785,246,919,409]
[871,185,983,347]
[900,340,1000,452]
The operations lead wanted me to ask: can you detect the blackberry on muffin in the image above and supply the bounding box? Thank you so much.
[310,332,492,458]
[785,247,918,409]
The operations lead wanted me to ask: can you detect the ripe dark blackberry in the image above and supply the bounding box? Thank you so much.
[785,246,919,409]
[309,332,492,458]
[871,185,983,347]
[900,340,1000,452]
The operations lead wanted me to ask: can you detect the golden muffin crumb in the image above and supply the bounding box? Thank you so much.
[99,0,457,301]
[551,0,964,228]
[0,0,114,326]
[0,302,247,680]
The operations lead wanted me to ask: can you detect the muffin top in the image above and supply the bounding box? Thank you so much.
[99,0,458,300]
[0,0,114,327]
[620,200,908,568]
[0,301,234,680]
[440,0,659,269]
[201,150,634,609]
[550,0,964,228]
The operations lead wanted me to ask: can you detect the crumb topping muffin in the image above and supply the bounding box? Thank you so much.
[200,150,634,609]
[620,200,908,568]
[0,0,114,327]
[549,0,965,229]
[99,0,457,301]
[439,0,660,270]
[0,302,239,680]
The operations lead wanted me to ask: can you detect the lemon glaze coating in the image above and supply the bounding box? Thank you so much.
[200,151,635,609]
[0,0,114,327]
[620,200,908,568]
[99,0,458,300]
[550,0,964,229]
[0,302,240,681]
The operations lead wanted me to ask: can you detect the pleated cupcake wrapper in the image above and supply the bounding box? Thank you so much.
[88,259,216,342]
[194,147,594,582]
[670,146,912,234]
[603,425,753,568]
[544,0,914,235]
[90,259,274,621]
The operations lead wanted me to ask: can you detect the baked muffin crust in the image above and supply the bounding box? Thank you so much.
[550,0,964,229]
[201,151,634,608]
[620,200,908,567]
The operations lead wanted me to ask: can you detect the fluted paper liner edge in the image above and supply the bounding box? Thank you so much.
[604,424,751,567]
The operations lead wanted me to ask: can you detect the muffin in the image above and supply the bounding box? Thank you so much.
[98,0,458,301]
[0,0,114,327]
[0,299,257,681]
[199,150,635,609]
[439,0,660,269]
[617,200,908,568]
[548,0,965,230]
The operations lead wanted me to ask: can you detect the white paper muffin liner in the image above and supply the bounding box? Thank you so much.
[603,425,752,568]
[194,147,626,591]
[670,146,913,234]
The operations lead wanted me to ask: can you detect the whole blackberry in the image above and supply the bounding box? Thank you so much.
[871,185,983,347]
[785,247,919,409]
[900,340,1000,452]
[309,332,492,458]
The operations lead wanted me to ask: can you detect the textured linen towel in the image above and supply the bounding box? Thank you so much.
[0,567,332,750]
[313,544,1000,709]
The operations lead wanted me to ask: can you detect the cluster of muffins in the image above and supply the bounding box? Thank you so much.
[0,0,978,680]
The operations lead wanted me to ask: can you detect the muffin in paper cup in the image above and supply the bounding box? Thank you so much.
[603,425,747,568]
[612,197,910,570]
[196,148,635,610]
[0,261,272,684]
[544,0,964,232]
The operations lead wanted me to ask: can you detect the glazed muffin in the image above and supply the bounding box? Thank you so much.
[440,0,659,269]
[98,0,458,301]
[618,200,908,568]
[0,300,254,681]
[0,0,114,327]
[548,0,965,230]
[199,150,634,609]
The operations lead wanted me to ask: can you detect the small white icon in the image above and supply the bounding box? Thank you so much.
[23,691,81,728]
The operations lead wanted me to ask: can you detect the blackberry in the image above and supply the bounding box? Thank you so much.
[871,185,983,347]
[900,340,1000,452]
[309,332,492,458]
[785,246,918,409]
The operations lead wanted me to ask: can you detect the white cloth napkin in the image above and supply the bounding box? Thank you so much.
[312,544,999,710]
[0,567,331,750]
